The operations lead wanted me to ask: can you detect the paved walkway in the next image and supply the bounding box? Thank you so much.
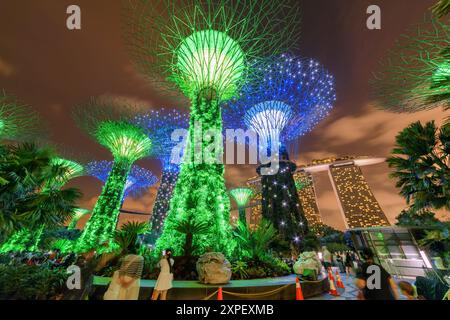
[308,273,414,300]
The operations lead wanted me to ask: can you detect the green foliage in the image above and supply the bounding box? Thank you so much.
[155,97,234,257]
[0,264,67,299]
[233,219,277,261]
[174,218,210,256]
[0,143,82,238]
[76,160,132,252]
[396,208,441,227]
[388,121,449,212]
[231,261,249,279]
[113,221,149,255]
[415,270,449,300]
[324,242,351,253]
[50,239,75,253]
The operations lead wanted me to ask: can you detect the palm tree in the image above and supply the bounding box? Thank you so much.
[0,143,82,238]
[114,221,149,255]
[233,219,278,261]
[174,218,210,257]
[387,121,449,213]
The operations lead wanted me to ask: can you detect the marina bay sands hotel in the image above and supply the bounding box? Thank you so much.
[246,156,390,230]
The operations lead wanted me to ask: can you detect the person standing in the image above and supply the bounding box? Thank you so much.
[344,251,354,278]
[322,246,333,271]
[355,248,399,300]
[151,249,174,300]
[104,254,144,300]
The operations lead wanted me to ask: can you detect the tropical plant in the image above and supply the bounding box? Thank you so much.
[174,218,210,257]
[233,219,278,261]
[113,221,149,255]
[387,121,449,212]
[0,264,67,300]
[0,143,82,237]
[396,208,441,227]
[231,261,249,280]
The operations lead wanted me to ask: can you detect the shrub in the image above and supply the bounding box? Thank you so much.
[0,264,67,299]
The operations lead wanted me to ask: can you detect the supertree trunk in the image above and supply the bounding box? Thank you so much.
[155,92,233,256]
[238,208,247,226]
[257,159,309,246]
[150,169,179,235]
[76,160,132,251]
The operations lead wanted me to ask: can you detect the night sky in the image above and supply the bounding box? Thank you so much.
[0,0,448,230]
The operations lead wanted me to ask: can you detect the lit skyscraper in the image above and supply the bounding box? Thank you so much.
[328,163,390,229]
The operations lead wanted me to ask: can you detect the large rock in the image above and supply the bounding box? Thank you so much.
[293,251,322,280]
[196,252,231,284]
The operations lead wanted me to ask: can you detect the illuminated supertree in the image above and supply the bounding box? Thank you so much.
[371,17,449,113]
[133,108,189,236]
[0,91,44,141]
[86,160,158,200]
[125,0,301,256]
[67,208,90,230]
[72,97,152,251]
[224,54,336,246]
[229,188,253,225]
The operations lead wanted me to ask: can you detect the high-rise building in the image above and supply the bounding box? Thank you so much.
[293,170,322,227]
[327,162,390,229]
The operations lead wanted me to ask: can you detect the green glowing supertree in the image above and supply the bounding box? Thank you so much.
[0,91,44,141]
[125,0,301,256]
[371,17,449,112]
[67,208,90,230]
[72,97,152,251]
[229,188,253,226]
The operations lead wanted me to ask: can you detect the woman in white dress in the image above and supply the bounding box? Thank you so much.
[104,254,144,300]
[151,249,174,300]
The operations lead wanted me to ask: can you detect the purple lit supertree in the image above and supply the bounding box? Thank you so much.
[133,108,189,236]
[86,160,158,202]
[223,54,336,247]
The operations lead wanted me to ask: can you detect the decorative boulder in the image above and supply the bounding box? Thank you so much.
[196,252,232,284]
[293,251,322,281]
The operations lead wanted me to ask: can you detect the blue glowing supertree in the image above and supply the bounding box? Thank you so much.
[224,54,336,248]
[133,108,189,236]
[86,160,158,201]
[224,54,336,152]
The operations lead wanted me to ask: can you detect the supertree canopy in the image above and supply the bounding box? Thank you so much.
[229,187,253,225]
[224,54,336,248]
[86,160,158,199]
[371,17,449,112]
[125,0,302,256]
[73,97,152,251]
[133,108,189,236]
[68,208,90,230]
[0,91,44,141]
[224,54,336,152]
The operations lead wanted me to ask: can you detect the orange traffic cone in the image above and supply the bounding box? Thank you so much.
[328,276,340,296]
[217,287,223,300]
[335,271,345,289]
[328,268,334,281]
[295,277,304,300]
